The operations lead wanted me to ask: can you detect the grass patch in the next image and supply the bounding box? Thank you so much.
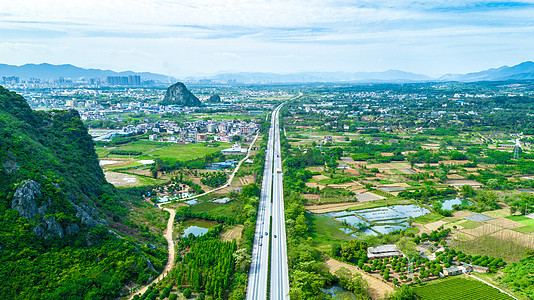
[96,141,167,158]
[413,276,514,300]
[138,142,231,162]
[513,225,534,233]
[452,236,529,262]
[307,212,354,242]
[189,199,243,220]
[413,212,444,224]
[459,219,483,229]
[506,215,534,226]
[369,189,394,198]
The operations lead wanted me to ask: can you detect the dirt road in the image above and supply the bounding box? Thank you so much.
[129,207,176,299]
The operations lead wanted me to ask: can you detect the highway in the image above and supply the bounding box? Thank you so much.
[269,105,290,300]
[246,103,289,300]
[246,105,277,300]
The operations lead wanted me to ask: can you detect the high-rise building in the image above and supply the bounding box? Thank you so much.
[128,75,141,85]
[106,75,141,85]
[2,76,20,84]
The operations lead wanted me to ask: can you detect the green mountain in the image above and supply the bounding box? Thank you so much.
[0,86,165,299]
[159,82,201,106]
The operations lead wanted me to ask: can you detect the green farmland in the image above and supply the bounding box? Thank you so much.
[139,142,231,161]
[413,276,514,300]
[97,140,232,162]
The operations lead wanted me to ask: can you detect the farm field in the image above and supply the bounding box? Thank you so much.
[96,140,233,162]
[413,276,515,300]
[137,142,231,162]
[96,141,165,157]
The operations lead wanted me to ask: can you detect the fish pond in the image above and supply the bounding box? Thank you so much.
[320,204,430,237]
[181,219,218,238]
[439,197,471,211]
[321,286,357,299]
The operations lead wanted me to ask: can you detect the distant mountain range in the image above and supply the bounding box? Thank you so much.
[439,61,534,82]
[204,70,432,83]
[0,63,175,82]
[2,61,534,83]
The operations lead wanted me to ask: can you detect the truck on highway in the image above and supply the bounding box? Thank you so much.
[276,168,281,173]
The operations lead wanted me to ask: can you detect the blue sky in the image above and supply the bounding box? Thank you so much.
[1,0,534,77]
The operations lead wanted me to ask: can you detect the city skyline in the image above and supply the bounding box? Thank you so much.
[2,0,534,78]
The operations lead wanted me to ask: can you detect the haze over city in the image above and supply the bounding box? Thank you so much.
[2,0,534,77]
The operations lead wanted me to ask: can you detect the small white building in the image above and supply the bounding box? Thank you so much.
[367,244,403,260]
[221,143,247,155]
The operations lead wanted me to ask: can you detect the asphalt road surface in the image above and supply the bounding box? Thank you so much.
[246,103,289,300]
[246,106,277,300]
[269,105,290,300]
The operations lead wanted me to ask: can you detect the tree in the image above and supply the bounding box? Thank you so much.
[233,248,252,272]
[461,185,475,197]
[294,214,308,236]
[232,135,241,142]
[183,288,192,298]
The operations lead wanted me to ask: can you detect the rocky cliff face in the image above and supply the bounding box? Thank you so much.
[10,179,103,239]
[0,86,107,240]
[159,82,201,106]
[208,94,221,103]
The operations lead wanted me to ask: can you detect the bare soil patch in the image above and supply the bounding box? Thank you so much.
[221,225,243,242]
[341,157,355,163]
[355,192,384,202]
[489,229,524,240]
[447,174,465,180]
[105,171,139,186]
[461,223,501,237]
[483,208,511,218]
[312,174,330,181]
[515,234,534,248]
[301,194,320,201]
[325,258,393,300]
[307,166,324,172]
[305,202,362,214]
[486,218,524,229]
[305,181,325,189]
[425,220,448,231]
[452,210,475,218]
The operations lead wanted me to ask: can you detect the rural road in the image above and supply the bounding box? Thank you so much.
[129,132,260,298]
[129,207,176,299]
[159,131,260,205]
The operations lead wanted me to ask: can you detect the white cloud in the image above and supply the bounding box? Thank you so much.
[1,0,534,76]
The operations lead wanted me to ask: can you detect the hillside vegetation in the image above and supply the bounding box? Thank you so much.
[0,86,165,299]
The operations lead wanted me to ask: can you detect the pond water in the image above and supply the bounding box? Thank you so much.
[182,219,217,238]
[212,197,231,204]
[320,205,430,237]
[440,197,471,210]
[321,286,357,299]
[372,223,409,235]
[336,215,369,227]
[356,205,430,222]
[185,199,198,205]
[183,226,209,237]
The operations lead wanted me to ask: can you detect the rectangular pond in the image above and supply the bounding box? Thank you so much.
[319,204,430,236]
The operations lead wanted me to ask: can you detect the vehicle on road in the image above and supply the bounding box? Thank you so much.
[274,234,277,238]
[259,242,262,246]
[265,232,268,236]
[276,168,281,173]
